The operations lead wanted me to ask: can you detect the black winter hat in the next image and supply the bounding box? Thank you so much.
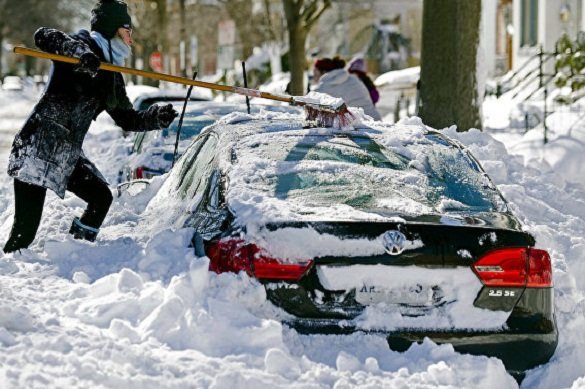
[91,0,132,40]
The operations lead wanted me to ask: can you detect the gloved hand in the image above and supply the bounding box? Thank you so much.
[154,104,178,128]
[75,52,101,78]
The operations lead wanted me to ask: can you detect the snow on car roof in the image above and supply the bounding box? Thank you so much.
[221,118,502,225]
[143,111,504,234]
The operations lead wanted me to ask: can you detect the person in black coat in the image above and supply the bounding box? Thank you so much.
[3,0,178,253]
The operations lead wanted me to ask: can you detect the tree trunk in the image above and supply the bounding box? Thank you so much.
[282,0,331,96]
[156,0,168,71]
[0,33,3,78]
[287,25,306,96]
[179,0,187,76]
[419,0,482,131]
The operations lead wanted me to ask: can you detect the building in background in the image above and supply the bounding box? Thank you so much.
[482,0,584,77]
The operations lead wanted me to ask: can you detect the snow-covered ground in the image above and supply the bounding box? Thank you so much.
[0,84,584,389]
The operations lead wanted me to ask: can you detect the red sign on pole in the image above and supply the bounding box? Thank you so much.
[149,51,163,72]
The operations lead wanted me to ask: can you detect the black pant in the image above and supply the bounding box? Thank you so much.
[3,161,113,253]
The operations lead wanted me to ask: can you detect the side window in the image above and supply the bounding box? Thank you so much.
[176,133,218,200]
[520,0,538,47]
[132,132,146,153]
[133,130,160,153]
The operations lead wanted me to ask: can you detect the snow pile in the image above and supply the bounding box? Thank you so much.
[483,93,585,188]
[438,124,585,389]
[251,226,422,260]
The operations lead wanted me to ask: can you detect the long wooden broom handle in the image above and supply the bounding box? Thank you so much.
[14,46,294,104]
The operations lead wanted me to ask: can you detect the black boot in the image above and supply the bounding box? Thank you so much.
[69,217,99,242]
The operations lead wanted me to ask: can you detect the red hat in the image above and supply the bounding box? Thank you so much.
[314,58,337,72]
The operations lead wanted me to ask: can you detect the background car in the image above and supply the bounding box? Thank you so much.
[127,85,213,111]
[119,100,302,183]
[1,75,24,91]
[140,115,557,382]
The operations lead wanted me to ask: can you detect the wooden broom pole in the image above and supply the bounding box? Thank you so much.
[14,45,355,127]
[13,46,292,104]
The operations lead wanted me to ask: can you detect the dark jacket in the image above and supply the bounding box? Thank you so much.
[8,28,162,198]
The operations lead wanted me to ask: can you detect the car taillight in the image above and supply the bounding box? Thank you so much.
[206,239,313,281]
[253,253,314,281]
[134,166,144,179]
[473,248,552,288]
[526,248,553,287]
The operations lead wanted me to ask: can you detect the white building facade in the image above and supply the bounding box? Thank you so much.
[482,0,584,77]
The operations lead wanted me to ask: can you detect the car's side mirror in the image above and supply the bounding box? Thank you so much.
[116,179,151,198]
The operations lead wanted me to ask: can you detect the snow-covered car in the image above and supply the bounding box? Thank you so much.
[2,75,24,91]
[141,114,557,381]
[374,66,420,121]
[129,86,213,111]
[120,101,302,182]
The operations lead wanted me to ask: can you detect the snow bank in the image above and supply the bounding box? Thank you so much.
[442,125,585,389]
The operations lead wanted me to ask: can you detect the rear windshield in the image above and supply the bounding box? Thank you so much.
[234,133,504,215]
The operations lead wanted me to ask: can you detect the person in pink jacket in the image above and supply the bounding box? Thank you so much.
[347,57,380,105]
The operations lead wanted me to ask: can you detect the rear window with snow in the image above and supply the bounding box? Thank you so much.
[232,133,503,216]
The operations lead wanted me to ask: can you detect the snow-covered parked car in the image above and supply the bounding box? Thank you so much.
[1,75,24,91]
[120,101,302,182]
[138,112,557,381]
[374,66,420,121]
[129,86,213,111]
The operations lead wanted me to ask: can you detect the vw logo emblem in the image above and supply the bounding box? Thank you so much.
[382,230,406,256]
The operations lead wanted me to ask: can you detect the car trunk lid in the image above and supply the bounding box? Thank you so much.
[242,220,538,332]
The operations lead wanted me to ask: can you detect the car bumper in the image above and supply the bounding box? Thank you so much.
[386,328,558,374]
[286,319,558,374]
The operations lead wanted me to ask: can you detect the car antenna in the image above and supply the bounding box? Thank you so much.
[172,70,198,168]
[242,61,251,114]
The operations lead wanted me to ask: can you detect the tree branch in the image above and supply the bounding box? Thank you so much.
[305,0,331,30]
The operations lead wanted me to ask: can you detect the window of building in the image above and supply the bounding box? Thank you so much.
[521,0,539,47]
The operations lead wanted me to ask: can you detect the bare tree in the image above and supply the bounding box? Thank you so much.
[126,0,168,85]
[218,0,268,61]
[154,0,169,61]
[1,0,90,76]
[418,0,482,131]
[283,0,331,96]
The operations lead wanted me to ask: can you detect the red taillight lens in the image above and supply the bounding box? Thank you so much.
[206,239,313,281]
[473,248,552,288]
[473,248,528,287]
[206,239,253,274]
[134,166,144,179]
[253,253,314,281]
[526,248,552,287]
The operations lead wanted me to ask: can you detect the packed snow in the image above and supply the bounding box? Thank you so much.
[0,84,584,389]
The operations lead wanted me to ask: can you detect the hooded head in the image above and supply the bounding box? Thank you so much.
[91,0,132,40]
[348,57,366,73]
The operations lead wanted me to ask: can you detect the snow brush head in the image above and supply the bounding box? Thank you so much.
[293,92,356,130]
[303,102,354,128]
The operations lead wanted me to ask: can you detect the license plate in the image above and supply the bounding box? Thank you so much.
[355,284,434,306]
